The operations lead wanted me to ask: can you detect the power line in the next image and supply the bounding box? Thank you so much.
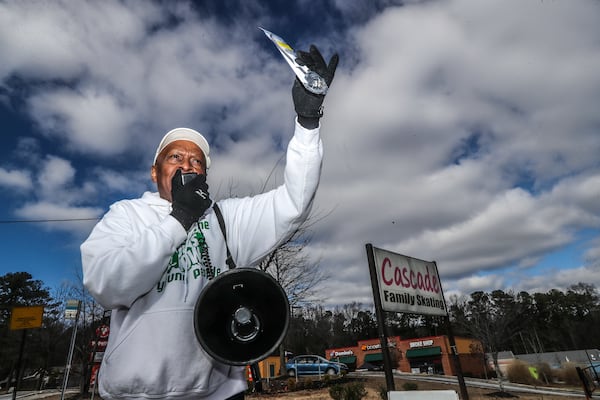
[0,218,100,224]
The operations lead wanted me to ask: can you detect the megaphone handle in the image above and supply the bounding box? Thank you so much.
[250,363,262,393]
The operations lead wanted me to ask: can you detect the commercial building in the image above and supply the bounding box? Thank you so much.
[246,356,283,381]
[326,335,486,378]
[488,349,600,375]
[516,349,600,369]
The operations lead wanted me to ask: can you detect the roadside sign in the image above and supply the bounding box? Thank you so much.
[96,324,110,339]
[92,351,105,363]
[90,339,108,351]
[9,306,44,330]
[65,299,80,320]
[371,246,447,316]
[366,244,469,399]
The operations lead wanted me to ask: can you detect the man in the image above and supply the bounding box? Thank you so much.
[81,45,338,400]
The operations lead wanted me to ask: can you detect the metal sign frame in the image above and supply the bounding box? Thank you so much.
[366,244,469,400]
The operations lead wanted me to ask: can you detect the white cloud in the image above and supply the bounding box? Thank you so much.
[10,156,105,234]
[584,238,600,268]
[0,168,32,191]
[0,0,163,81]
[93,167,151,195]
[306,0,600,304]
[14,201,103,236]
[1,1,289,159]
[452,274,505,296]
[1,0,600,305]
[515,265,600,295]
[39,156,75,190]
[16,201,99,220]
[29,87,134,155]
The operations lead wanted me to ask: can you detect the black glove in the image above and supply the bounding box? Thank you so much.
[293,45,339,129]
[170,170,211,230]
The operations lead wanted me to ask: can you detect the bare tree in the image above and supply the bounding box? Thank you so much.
[216,161,333,375]
[217,154,332,308]
[257,220,328,307]
[53,268,104,394]
[449,290,525,392]
[255,214,330,375]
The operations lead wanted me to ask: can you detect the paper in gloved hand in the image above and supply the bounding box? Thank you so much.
[259,27,329,95]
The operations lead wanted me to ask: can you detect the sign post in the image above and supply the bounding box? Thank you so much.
[9,306,44,400]
[366,244,396,392]
[445,314,469,400]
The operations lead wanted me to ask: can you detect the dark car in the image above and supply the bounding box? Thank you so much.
[285,355,349,377]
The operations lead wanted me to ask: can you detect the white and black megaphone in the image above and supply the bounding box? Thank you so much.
[193,268,290,366]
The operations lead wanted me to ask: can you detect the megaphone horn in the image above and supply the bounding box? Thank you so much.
[193,268,290,366]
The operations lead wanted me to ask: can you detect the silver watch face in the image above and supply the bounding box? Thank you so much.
[305,71,328,95]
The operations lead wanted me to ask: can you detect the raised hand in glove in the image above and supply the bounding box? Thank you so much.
[170,169,211,231]
[293,45,339,129]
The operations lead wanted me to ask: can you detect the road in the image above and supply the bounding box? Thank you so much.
[2,375,588,399]
[0,389,78,400]
[351,370,587,398]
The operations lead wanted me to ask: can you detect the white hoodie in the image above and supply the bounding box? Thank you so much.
[81,121,323,399]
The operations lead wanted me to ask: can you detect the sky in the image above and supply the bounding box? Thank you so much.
[1,0,600,309]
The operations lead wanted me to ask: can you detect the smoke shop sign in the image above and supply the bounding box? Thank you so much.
[410,339,434,348]
[373,247,447,316]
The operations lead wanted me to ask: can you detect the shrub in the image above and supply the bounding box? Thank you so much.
[507,359,536,385]
[329,382,367,400]
[286,377,296,391]
[329,384,345,400]
[534,362,553,384]
[402,382,418,391]
[549,366,563,383]
[304,378,317,390]
[346,383,368,400]
[378,385,388,400]
[559,362,581,386]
